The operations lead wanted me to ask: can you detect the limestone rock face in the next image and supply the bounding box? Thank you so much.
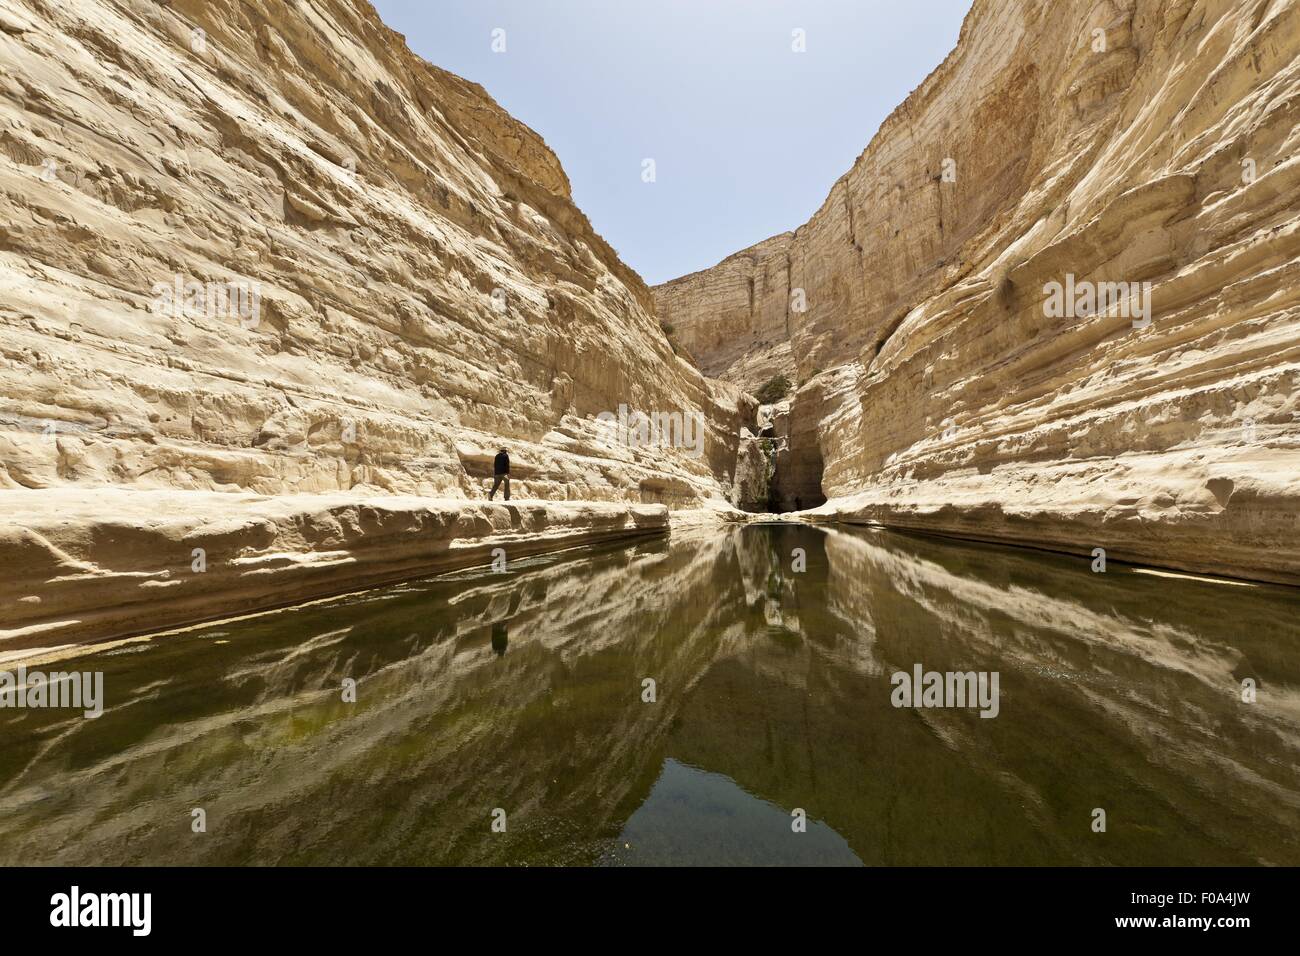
[655,234,797,394]
[0,0,751,509]
[0,487,671,659]
[654,0,1300,584]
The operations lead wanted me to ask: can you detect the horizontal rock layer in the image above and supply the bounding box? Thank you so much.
[655,233,797,393]
[0,488,671,660]
[0,0,752,509]
[653,0,1300,583]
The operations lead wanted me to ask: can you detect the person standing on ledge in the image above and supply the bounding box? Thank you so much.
[489,447,511,501]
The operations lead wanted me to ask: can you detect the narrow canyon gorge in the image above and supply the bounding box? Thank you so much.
[657,0,1300,585]
[1,0,1297,659]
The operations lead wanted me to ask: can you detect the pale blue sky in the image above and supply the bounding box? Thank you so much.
[371,0,972,285]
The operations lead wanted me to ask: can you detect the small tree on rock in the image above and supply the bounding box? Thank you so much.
[755,374,791,405]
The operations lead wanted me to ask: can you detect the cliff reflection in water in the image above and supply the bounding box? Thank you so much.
[0,524,1296,866]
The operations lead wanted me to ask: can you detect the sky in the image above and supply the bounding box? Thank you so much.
[370,0,972,286]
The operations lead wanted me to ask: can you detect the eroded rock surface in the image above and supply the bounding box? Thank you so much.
[0,488,670,659]
[655,234,798,394]
[0,0,750,508]
[0,0,765,644]
[654,0,1300,583]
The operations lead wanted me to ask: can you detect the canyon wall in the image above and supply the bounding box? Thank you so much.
[654,0,1300,584]
[655,233,797,394]
[0,0,752,510]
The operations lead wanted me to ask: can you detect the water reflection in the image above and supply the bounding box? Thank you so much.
[602,758,862,866]
[491,621,509,658]
[0,524,1296,866]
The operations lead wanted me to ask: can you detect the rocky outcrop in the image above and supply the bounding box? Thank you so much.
[0,0,752,508]
[0,0,769,645]
[768,398,826,512]
[727,400,827,513]
[654,0,1300,584]
[655,233,797,393]
[0,488,671,660]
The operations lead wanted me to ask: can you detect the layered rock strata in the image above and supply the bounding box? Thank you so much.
[0,0,751,508]
[0,0,759,645]
[654,0,1300,584]
[0,488,670,660]
[655,234,798,393]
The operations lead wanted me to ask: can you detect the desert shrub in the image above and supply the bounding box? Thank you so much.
[754,374,791,405]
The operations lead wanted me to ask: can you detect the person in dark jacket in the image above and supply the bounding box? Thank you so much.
[489,447,510,501]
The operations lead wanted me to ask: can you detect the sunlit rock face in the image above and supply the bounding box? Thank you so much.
[0,0,752,507]
[0,490,671,656]
[653,0,1300,583]
[654,234,798,394]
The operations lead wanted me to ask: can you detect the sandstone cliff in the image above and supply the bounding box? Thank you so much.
[0,0,765,649]
[656,233,798,393]
[654,0,1300,585]
[0,0,750,507]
